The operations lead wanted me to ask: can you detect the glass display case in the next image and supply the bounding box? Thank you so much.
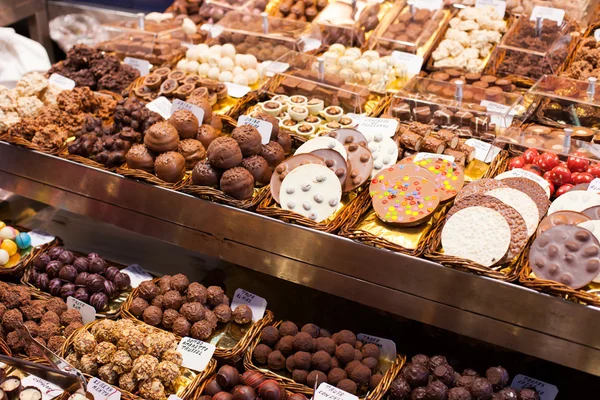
[198,0,267,24]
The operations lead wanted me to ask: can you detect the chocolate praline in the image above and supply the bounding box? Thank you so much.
[253,344,273,364]
[216,365,240,389]
[204,379,223,396]
[154,151,186,183]
[177,139,206,169]
[277,132,292,155]
[426,380,448,400]
[220,167,255,200]
[169,110,199,139]
[448,387,472,400]
[486,366,509,390]
[197,124,220,148]
[470,378,493,399]
[142,305,163,326]
[278,321,298,336]
[260,142,285,169]
[233,385,256,400]
[252,112,279,140]
[261,326,280,347]
[337,379,357,394]
[232,125,262,157]
[126,144,155,173]
[517,388,539,400]
[192,160,221,187]
[403,362,430,387]
[241,155,272,185]
[186,96,213,124]
[208,137,243,169]
[144,122,179,153]
[390,377,411,400]
[241,370,266,389]
[232,304,253,324]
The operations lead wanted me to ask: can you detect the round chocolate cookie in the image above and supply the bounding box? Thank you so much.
[270,154,325,203]
[455,178,507,204]
[311,149,348,188]
[501,177,550,219]
[344,143,373,192]
[536,211,591,236]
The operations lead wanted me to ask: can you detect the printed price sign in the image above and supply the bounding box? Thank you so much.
[391,52,424,76]
[27,230,55,247]
[67,296,95,324]
[238,115,273,144]
[475,0,506,17]
[49,74,75,90]
[530,6,565,25]
[88,378,121,400]
[355,117,398,138]
[264,61,290,77]
[413,0,443,11]
[356,334,396,361]
[465,138,502,163]
[588,178,600,193]
[177,337,216,372]
[172,98,205,123]
[21,375,63,400]
[122,264,153,288]
[511,375,558,400]
[414,152,455,162]
[200,23,224,38]
[230,288,267,321]
[124,57,150,76]
[146,96,172,119]
[224,82,251,98]
[314,383,358,400]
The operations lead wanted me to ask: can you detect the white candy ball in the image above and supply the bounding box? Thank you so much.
[256,63,266,79]
[221,43,236,58]
[199,49,211,63]
[322,51,339,64]
[339,68,354,81]
[210,44,222,55]
[345,47,361,58]
[244,68,259,85]
[198,63,211,77]
[352,59,369,72]
[218,71,233,82]
[338,56,354,68]
[369,59,387,74]
[186,47,201,61]
[0,249,8,266]
[360,71,372,84]
[176,59,188,71]
[362,50,380,61]
[185,60,200,73]
[244,54,258,70]
[208,54,221,67]
[219,57,235,71]
[325,64,340,75]
[208,67,221,80]
[235,54,245,66]
[233,74,249,86]
[329,43,346,56]
[233,66,245,76]
[197,44,210,53]
[381,56,394,67]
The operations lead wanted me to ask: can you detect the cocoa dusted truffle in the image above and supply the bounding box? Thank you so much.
[65,321,84,337]
[191,320,213,340]
[294,332,314,353]
[187,282,208,303]
[172,316,191,337]
[390,377,411,400]
[61,309,83,325]
[162,309,180,329]
[274,337,295,356]
[207,286,225,306]
[448,387,472,400]
[260,142,285,169]
[279,321,298,337]
[307,370,327,388]
[213,304,232,323]
[315,337,336,355]
[143,306,163,326]
[335,330,357,346]
[192,160,221,187]
[426,380,449,400]
[180,302,205,322]
[169,110,199,139]
[362,357,378,373]
[138,281,159,300]
[293,369,309,384]
[254,344,273,364]
[163,290,183,311]
[337,379,357,395]
[349,364,371,385]
[328,368,347,386]
[403,363,430,387]
[221,167,255,200]
[232,125,262,157]
[301,323,320,338]
[233,305,253,324]
[470,378,493,400]
[261,326,280,347]
[344,360,361,376]
[41,311,60,326]
[362,343,380,359]
[130,297,150,317]
[268,350,286,370]
[312,350,332,372]
[241,155,272,185]
[291,351,311,370]
[518,388,539,400]
[208,137,243,169]
[354,349,363,361]
[370,373,383,390]
[434,364,456,387]
[335,343,355,364]
[2,309,23,331]
[486,367,509,390]
[48,335,66,354]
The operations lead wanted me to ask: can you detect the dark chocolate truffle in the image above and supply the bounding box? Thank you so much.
[178,139,206,169]
[344,360,362,376]
[315,337,336,355]
[301,323,320,338]
[456,376,474,389]
[362,357,378,373]
[354,349,363,361]
[486,367,509,390]
[232,125,262,157]
[428,355,448,372]
[261,326,280,347]
[279,321,298,337]
[463,369,479,378]
[434,364,456,387]
[335,330,356,346]
[349,363,371,385]
[169,110,199,139]
[390,377,411,400]
[412,354,429,366]
[208,137,243,169]
[370,373,383,390]
[260,142,285,169]
[307,370,327,388]
[205,379,223,396]
[312,350,332,372]
[242,370,266,389]
[130,297,150,317]
[294,332,314,352]
[362,343,380,359]
[496,387,518,399]
[267,350,286,370]
[216,365,240,389]
[337,379,357,395]
[221,167,255,200]
[448,387,472,400]
[403,363,430,387]
[275,335,295,356]
[233,385,256,400]
[241,155,272,185]
[293,351,312,370]
[335,343,355,364]
[327,368,347,386]
[142,305,163,326]
[154,151,186,183]
[253,344,272,364]
[192,160,221,187]
[411,387,427,400]
[470,378,493,400]
[126,144,155,173]
[145,122,179,153]
[293,369,309,384]
[426,380,448,400]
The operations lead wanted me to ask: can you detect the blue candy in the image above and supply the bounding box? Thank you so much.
[15,232,31,249]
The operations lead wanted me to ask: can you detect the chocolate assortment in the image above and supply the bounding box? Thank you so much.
[272,0,328,22]
[563,37,600,81]
[96,33,187,67]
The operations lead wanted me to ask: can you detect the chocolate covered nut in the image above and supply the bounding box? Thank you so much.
[310,149,347,188]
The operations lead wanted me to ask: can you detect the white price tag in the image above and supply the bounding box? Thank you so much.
[177,337,215,372]
[595,29,600,42]
[238,115,273,144]
[230,288,267,321]
[301,37,322,52]
[168,396,183,400]
[314,383,358,400]
[414,152,455,162]
[87,378,121,400]
[475,0,506,17]
[172,98,205,123]
[200,23,224,38]
[480,100,514,128]
[588,178,600,193]
[391,51,424,76]
[121,264,153,288]
[67,296,96,324]
[48,73,75,90]
[124,57,150,76]
[345,113,364,122]
[27,230,55,247]
[510,375,558,400]
[224,82,251,98]
[530,6,565,25]
[465,138,501,163]
[146,96,172,119]
[356,117,398,138]
[264,61,290,77]
[412,0,443,11]
[21,375,64,400]
[356,334,396,361]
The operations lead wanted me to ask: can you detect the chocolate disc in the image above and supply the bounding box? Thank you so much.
[487,188,540,237]
[537,211,590,236]
[310,149,348,188]
[344,143,373,192]
[326,128,368,146]
[270,154,325,204]
[455,178,507,204]
[501,177,551,219]
[495,169,551,198]
[400,156,465,202]
[529,225,600,289]
[548,190,600,215]
[582,205,600,220]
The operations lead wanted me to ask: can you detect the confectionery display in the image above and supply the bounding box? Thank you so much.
[24,246,132,311]
[104,13,204,44]
[389,354,540,400]
[427,69,521,95]
[96,32,187,66]
[0,222,32,269]
[431,6,507,72]
[271,0,328,22]
[563,36,600,81]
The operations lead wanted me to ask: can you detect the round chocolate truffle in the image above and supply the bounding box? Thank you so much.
[180,302,205,322]
[192,160,221,187]
[337,379,357,395]
[241,155,272,185]
[434,363,456,387]
[370,373,383,390]
[163,290,183,310]
[277,132,292,155]
[411,387,427,400]
[242,370,266,389]
[456,375,474,389]
[172,316,191,337]
[186,96,213,124]
[354,349,363,361]
[253,112,279,140]
[213,304,232,323]
[275,335,295,356]
[362,344,380,359]
[448,387,472,400]
[221,167,255,200]
[260,142,285,169]
[207,285,224,306]
[261,326,280,347]
[267,350,286,370]
[307,370,327,388]
[162,309,180,329]
[293,351,312,370]
[403,362,430,387]
[349,363,371,385]
[197,124,220,149]
[426,380,449,400]
[170,110,199,139]
[208,137,243,169]
[154,151,186,183]
[293,369,309,384]
[428,355,448,372]
[130,297,150,317]
[142,305,162,326]
[362,357,378,373]
[233,385,256,400]
[178,139,206,169]
[279,321,298,337]
[232,125,262,157]
[518,388,539,400]
[390,377,411,400]
[412,354,429,366]
[205,379,223,396]
[145,122,179,152]
[293,332,314,353]
[463,369,479,378]
[138,281,159,300]
[327,368,347,386]
[171,273,189,292]
[312,350,332,372]
[211,115,223,133]
[470,378,493,400]
[344,360,362,376]
[335,343,355,364]
[486,367,509,390]
[253,344,273,364]
[335,330,357,346]
[216,365,240,389]
[187,282,208,303]
[126,144,155,173]
[301,323,320,338]
[191,320,213,340]
[315,337,336,355]
[232,304,253,324]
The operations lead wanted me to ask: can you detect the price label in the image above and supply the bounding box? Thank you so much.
[200,23,224,38]
[28,230,56,247]
[124,57,151,76]
[356,117,398,138]
[21,375,64,400]
[391,51,424,76]
[595,29,600,41]
[530,6,565,25]
[511,375,558,400]
[412,0,443,11]
[588,178,600,193]
[177,337,215,372]
[475,0,506,17]
[67,296,96,324]
[87,378,121,400]
[146,96,172,119]
[356,334,396,361]
[314,383,358,400]
[480,100,514,128]
[224,82,251,98]
[264,61,290,77]
[414,152,455,162]
[465,138,501,163]
[168,396,183,400]
[122,264,153,288]
[230,288,267,321]
[238,115,273,144]
[172,98,205,123]
[301,37,322,52]
[48,73,75,90]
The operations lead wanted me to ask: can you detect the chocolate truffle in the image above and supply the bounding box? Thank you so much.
[211,115,223,132]
[221,167,255,200]
[277,132,292,155]
[154,151,186,183]
[205,379,224,397]
[294,332,314,352]
[456,375,474,389]
[178,139,206,169]
[172,273,189,292]
[470,378,493,400]
[254,344,273,364]
[268,350,286,370]
[163,290,183,310]
[312,350,332,372]
[293,369,309,384]
[126,144,155,173]
[428,355,448,372]
[40,311,59,326]
[208,137,243,169]
[279,321,298,336]
[197,124,220,148]
[260,142,285,169]
[145,122,179,152]
[426,380,448,400]
[61,309,83,325]
[261,326,280,347]
[337,379,356,395]
[448,387,472,400]
[172,316,191,336]
[486,367,509,390]
[143,305,163,326]
[212,304,230,323]
[362,357,378,373]
[169,110,199,139]
[186,96,213,124]
[187,282,208,303]
[370,373,383,390]
[207,285,224,306]
[403,363,430,387]
[462,369,479,378]
[411,387,427,400]
[495,387,517,399]
[253,112,279,140]
[434,364,455,387]
[349,363,371,385]
[232,125,262,156]
[335,330,356,346]
[151,295,164,308]
[412,354,429,366]
[344,360,362,376]
[390,377,411,400]
[327,368,347,386]
[241,155,272,185]
[289,351,309,370]
[191,320,213,340]
[307,370,327,388]
[162,309,179,329]
[354,349,363,361]
[2,309,23,331]
[180,302,205,322]
[335,343,355,364]
[518,388,539,400]
[192,160,221,187]
[275,336,295,356]
[301,323,320,338]
[315,337,336,355]
[242,370,266,389]
[233,304,253,324]
[362,343,380,359]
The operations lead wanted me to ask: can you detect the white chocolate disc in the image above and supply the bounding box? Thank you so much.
[548,190,600,215]
[368,135,398,178]
[294,137,348,160]
[280,164,342,223]
[486,187,540,237]
[495,169,551,198]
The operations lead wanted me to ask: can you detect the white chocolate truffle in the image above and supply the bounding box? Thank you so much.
[325,64,340,75]
[322,51,339,64]
[210,44,222,55]
[221,43,236,58]
[219,57,235,71]
[369,59,387,74]
[218,71,233,82]
[198,49,211,63]
[243,54,258,70]
[232,66,245,76]
[352,59,369,72]
[338,56,354,68]
[208,67,221,80]
[186,47,201,61]
[344,47,361,58]
[176,59,189,71]
[185,60,200,73]
[256,63,267,79]
[198,63,211,77]
[182,17,197,35]
[244,69,259,85]
[339,68,355,81]
[362,50,380,61]
[381,56,394,67]
[197,44,210,53]
[235,54,245,66]
[359,71,372,84]
[208,54,221,67]
[233,74,249,86]
[329,43,346,56]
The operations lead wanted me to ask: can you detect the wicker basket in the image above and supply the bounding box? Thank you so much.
[121,277,274,362]
[61,319,215,400]
[181,184,270,211]
[0,226,57,278]
[0,338,11,356]
[243,321,406,398]
[116,166,190,191]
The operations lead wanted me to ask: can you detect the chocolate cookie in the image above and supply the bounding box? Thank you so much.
[502,177,551,219]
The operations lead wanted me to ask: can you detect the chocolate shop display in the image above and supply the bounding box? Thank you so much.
[426,69,522,96]
[0,223,40,275]
[269,0,329,22]
[103,12,205,44]
[563,34,600,81]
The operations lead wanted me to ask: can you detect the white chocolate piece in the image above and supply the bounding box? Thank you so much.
[244,69,259,85]
[221,43,236,58]
[352,59,369,73]
[344,47,361,58]
[338,56,354,67]
[208,54,221,67]
[329,43,346,56]
[322,51,339,63]
[185,60,200,73]
[208,67,221,80]
[197,63,210,77]
[218,71,233,82]
[548,191,600,215]
[339,68,355,81]
[368,135,398,178]
[219,57,235,71]
[487,188,540,237]
[294,136,348,160]
[176,59,188,71]
[235,54,245,67]
[186,47,201,61]
[182,18,197,35]
[209,44,222,55]
[362,50,380,61]
[233,74,249,86]
[198,49,211,63]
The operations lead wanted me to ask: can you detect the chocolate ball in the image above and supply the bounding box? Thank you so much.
[260,142,285,169]
[204,379,223,396]
[335,343,355,364]
[344,360,361,376]
[307,370,327,388]
[180,302,205,322]
[354,349,363,361]
[162,309,179,329]
[448,387,472,400]
[301,323,320,338]
[252,113,279,140]
[495,387,518,399]
[428,355,448,372]
[312,350,332,372]
[145,122,179,153]
[187,282,207,303]
[258,380,285,400]
[253,343,272,364]
[155,151,186,183]
[169,110,199,139]
[411,387,427,400]
[151,295,164,308]
[362,357,378,373]
[139,282,160,301]
[327,368,347,386]
[337,379,356,395]
[518,388,539,400]
[221,167,255,200]
[293,369,309,384]
[403,362,430,387]
[171,273,189,292]
[315,337,336,355]
[216,365,240,389]
[362,343,380,359]
[293,332,314,353]
[426,380,448,400]
[241,370,266,389]
[279,321,298,336]
[275,335,295,356]
[126,143,155,172]
[261,326,280,347]
[390,377,411,400]
[241,155,272,185]
[192,160,221,187]
[349,363,371,385]
[233,385,256,400]
[277,132,292,155]
[178,139,206,170]
[163,290,183,311]
[370,373,383,390]
[289,394,307,400]
[412,354,429,366]
[186,96,213,124]
[214,304,232,323]
[213,393,233,400]
[486,367,509,390]
[470,378,493,400]
[197,124,220,148]
[462,369,479,378]
[208,137,243,169]
[232,125,262,157]
[335,330,356,346]
[456,376,474,389]
[142,305,163,326]
[233,304,253,324]
[172,316,191,336]
[434,364,456,387]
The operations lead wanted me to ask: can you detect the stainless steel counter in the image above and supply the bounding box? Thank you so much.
[1,141,599,376]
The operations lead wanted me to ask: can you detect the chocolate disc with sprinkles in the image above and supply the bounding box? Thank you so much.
[369,164,440,226]
[400,155,465,201]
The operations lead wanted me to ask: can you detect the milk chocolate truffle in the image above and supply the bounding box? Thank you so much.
[260,142,285,169]
[233,304,253,324]
[191,320,213,340]
[186,96,213,124]
[221,167,255,200]
[197,124,220,148]
[268,350,286,370]
[279,321,298,336]
[211,115,223,132]
[301,323,320,338]
[403,363,430,387]
[178,139,206,169]
[254,344,273,364]
[154,151,186,183]
[208,137,243,169]
[172,316,191,336]
[213,304,232,323]
[390,377,411,400]
[337,379,356,395]
[277,132,292,155]
[145,122,179,152]
[486,367,509,390]
[294,332,314,352]
[180,302,205,322]
[362,343,380,359]
[261,326,280,347]
[232,125,262,156]
[241,155,272,185]
[276,336,295,356]
[162,309,179,329]
[312,350,332,372]
[470,378,493,399]
[315,337,336,355]
[143,305,163,326]
[335,330,356,346]
[307,370,327,388]
[518,388,539,400]
[448,387,472,400]
[130,297,150,317]
[126,144,155,173]
[192,160,221,187]
[335,343,355,364]
[187,282,208,303]
[293,369,309,384]
[328,368,347,386]
[253,112,279,140]
[170,110,199,139]
[163,290,183,310]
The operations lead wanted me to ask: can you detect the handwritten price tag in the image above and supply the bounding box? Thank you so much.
[177,337,215,372]
[511,375,558,400]
[465,138,501,163]
[530,6,565,25]
[146,96,172,120]
[21,375,64,400]
[314,383,358,400]
[67,296,95,324]
[122,264,153,288]
[355,117,398,138]
[230,288,267,321]
[356,334,396,361]
[124,57,150,76]
[49,74,75,90]
[87,378,121,400]
[588,178,600,193]
[475,0,506,17]
[224,82,251,98]
[391,51,424,76]
[414,152,455,162]
[172,98,205,123]
[28,230,55,247]
[238,115,273,144]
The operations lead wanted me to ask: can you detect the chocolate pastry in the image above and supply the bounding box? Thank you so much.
[154,151,186,183]
[169,110,199,139]
[241,155,272,185]
[144,122,179,153]
[126,143,155,173]
[177,139,206,169]
[192,160,221,187]
[207,137,243,169]
[232,125,262,157]
[220,167,255,200]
